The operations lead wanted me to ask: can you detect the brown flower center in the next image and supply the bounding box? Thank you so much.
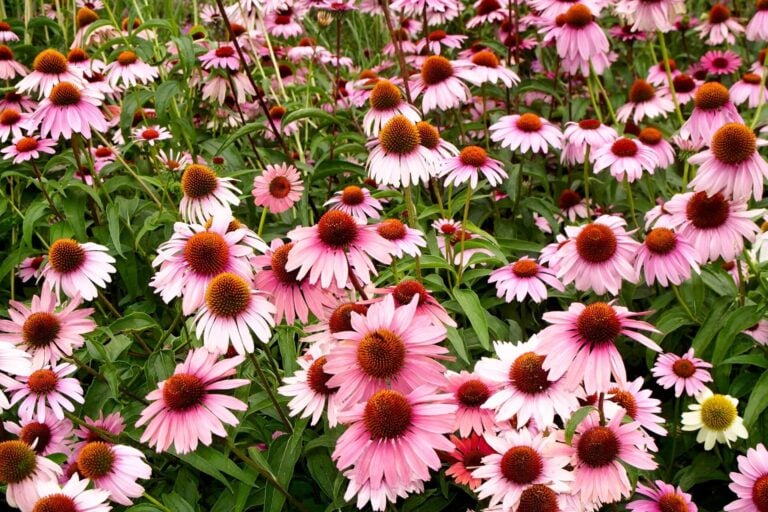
[0,440,37,484]
[215,46,235,58]
[459,146,488,167]
[307,356,335,395]
[751,475,768,512]
[476,0,501,14]
[13,136,37,153]
[270,243,301,285]
[328,303,368,333]
[578,119,601,130]
[685,191,729,229]
[501,446,543,484]
[576,303,621,346]
[516,113,543,132]
[639,127,663,146]
[340,185,365,206]
[0,45,12,61]
[629,79,656,103]
[608,387,638,418]
[205,272,251,317]
[575,224,618,263]
[392,279,428,306]
[76,7,99,28]
[743,73,763,85]
[364,390,412,440]
[77,441,115,479]
[517,484,560,512]
[512,259,539,278]
[33,49,68,74]
[711,123,757,165]
[456,379,490,407]
[19,422,52,454]
[656,493,690,512]
[563,4,593,28]
[421,55,453,85]
[510,352,551,394]
[317,210,359,248]
[577,426,619,467]
[28,369,58,395]
[184,231,230,276]
[672,358,696,378]
[369,80,402,111]
[265,175,291,199]
[708,3,731,23]
[269,105,286,120]
[694,82,730,110]
[645,227,677,254]
[612,138,639,157]
[49,82,81,106]
[759,0,768,10]
[357,328,406,379]
[378,219,407,241]
[0,108,19,126]
[379,115,420,154]
[33,495,77,512]
[558,189,582,210]
[162,373,205,411]
[182,164,218,198]
[428,29,447,41]
[48,239,85,274]
[117,50,138,66]
[22,312,61,349]
[67,48,88,63]
[672,74,696,93]
[471,50,500,68]
[416,121,440,149]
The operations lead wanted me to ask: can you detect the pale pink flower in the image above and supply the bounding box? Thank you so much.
[279,344,342,427]
[415,30,467,54]
[17,255,45,283]
[615,0,682,32]
[550,5,611,76]
[252,162,304,214]
[440,145,508,188]
[75,441,151,505]
[199,43,241,70]
[0,45,27,79]
[616,79,675,123]
[366,115,438,187]
[325,185,383,220]
[680,82,743,146]
[747,2,768,41]
[104,50,158,87]
[592,137,658,183]
[725,443,768,511]
[744,320,768,345]
[695,3,745,45]
[370,279,456,327]
[635,227,700,286]
[41,239,115,301]
[4,410,73,456]
[455,50,520,88]
[375,219,427,258]
[132,124,171,145]
[179,164,241,224]
[363,79,421,137]
[652,348,713,397]
[27,81,107,140]
[16,49,84,98]
[628,480,698,512]
[638,127,676,169]
[8,362,84,422]
[409,55,471,113]
[605,377,667,437]
[490,113,563,155]
[489,257,564,303]
[730,73,768,108]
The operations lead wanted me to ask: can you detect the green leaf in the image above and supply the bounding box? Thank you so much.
[282,107,337,126]
[264,420,307,512]
[712,305,764,365]
[452,288,490,350]
[155,80,181,123]
[744,370,768,428]
[125,505,164,512]
[162,492,196,512]
[720,354,768,369]
[109,312,160,335]
[692,297,732,356]
[106,203,124,257]
[445,326,470,364]
[565,406,595,445]
[23,201,49,246]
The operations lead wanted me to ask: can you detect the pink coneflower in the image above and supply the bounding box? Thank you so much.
[696,3,744,45]
[279,344,342,427]
[592,137,658,182]
[0,45,27,79]
[0,286,95,367]
[0,91,36,112]
[16,49,84,98]
[372,279,456,327]
[529,0,601,18]
[28,474,111,512]
[664,191,762,263]
[561,118,618,165]
[265,7,303,38]
[27,81,107,140]
[689,123,768,201]
[440,145,508,188]
[646,59,681,86]
[680,82,743,145]
[558,410,657,504]
[8,363,84,422]
[638,127,675,169]
[363,79,421,137]
[332,387,456,490]
[701,50,742,75]
[325,185,383,220]
[552,4,611,76]
[628,480,698,512]
[661,74,699,106]
[478,338,579,428]
[179,164,240,223]
[151,215,257,315]
[444,370,497,436]
[17,255,45,283]
[136,349,248,454]
[731,73,768,108]
[416,120,459,160]
[744,320,768,345]
[653,348,713,397]
[488,257,564,303]
[635,227,700,286]
[41,239,115,301]
[416,29,467,54]
[132,124,171,145]
[490,113,563,155]
[374,219,427,258]
[301,302,369,351]
[1,136,57,163]
[199,44,241,70]
[0,440,62,510]
[617,79,675,123]
[725,443,768,511]
[555,215,640,295]
[457,50,519,88]
[4,410,73,456]
[610,23,649,42]
[75,441,151,505]
[104,50,158,87]
[73,411,125,452]
[367,115,438,187]
[252,162,304,214]
[605,377,667,437]
[538,302,661,393]
[410,55,470,113]
[286,210,394,288]
[0,107,28,142]
[615,0,682,33]
[747,0,768,41]
[66,47,104,74]
[156,148,191,172]
[445,434,494,490]
[323,294,448,404]
[557,189,589,221]
[473,429,572,510]
[194,272,275,354]
[467,0,506,27]
[0,21,19,42]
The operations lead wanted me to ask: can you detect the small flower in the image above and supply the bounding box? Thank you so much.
[76,441,151,505]
[366,114,438,188]
[27,81,107,140]
[410,55,471,113]
[41,238,116,301]
[701,50,742,75]
[653,348,713,398]
[1,136,56,163]
[3,410,73,456]
[616,79,675,123]
[490,113,563,155]
[592,137,658,183]
[681,388,748,450]
[28,474,111,512]
[252,162,304,214]
[635,227,700,287]
[445,434,494,491]
[199,43,242,70]
[132,124,171,145]
[489,257,564,303]
[279,344,342,427]
[104,49,158,87]
[7,363,84,422]
[444,370,497,436]
[363,79,420,137]
[680,82,743,146]
[695,3,745,45]
[376,219,427,258]
[325,185,383,220]
[627,480,698,512]
[439,145,508,189]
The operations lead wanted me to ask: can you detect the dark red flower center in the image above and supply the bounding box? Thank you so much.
[77,441,115,479]
[576,303,621,346]
[712,57,729,69]
[184,232,230,276]
[476,0,501,15]
[307,356,335,395]
[369,80,401,110]
[48,239,85,274]
[517,484,560,512]
[751,475,768,512]
[612,138,639,157]
[28,369,57,395]
[685,192,729,229]
[558,189,582,210]
[378,219,408,241]
[363,390,412,440]
[711,122,756,165]
[379,115,420,154]
[215,46,235,58]
[269,106,286,120]
[709,3,731,23]
[501,446,543,484]
[457,379,491,407]
[645,227,677,254]
[33,494,77,512]
[744,73,763,85]
[658,492,690,512]
[357,328,406,379]
[672,358,696,378]
[672,74,696,93]
[639,128,662,147]
[141,128,160,140]
[182,164,218,198]
[629,79,656,103]
[205,272,251,317]
[0,45,12,61]
[577,426,619,467]
[19,422,52,454]
[563,4,593,28]
[421,55,453,85]
[317,210,359,248]
[512,259,539,278]
[328,303,368,333]
[694,82,730,110]
[575,224,617,263]
[578,119,601,130]
[22,312,61,349]
[759,0,768,10]
[163,373,205,411]
[67,48,88,63]
[428,29,447,41]
[510,352,551,394]
[0,108,20,126]
[33,49,68,74]
[392,279,428,306]
[270,243,301,285]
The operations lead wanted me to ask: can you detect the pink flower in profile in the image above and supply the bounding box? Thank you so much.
[0,286,95,367]
[72,411,125,453]
[680,82,743,146]
[410,55,470,113]
[556,215,640,295]
[253,239,338,325]
[371,279,456,327]
[477,338,579,429]
[27,474,111,512]
[150,215,258,315]
[661,74,700,105]
[605,377,667,438]
[440,145,508,189]
[16,48,84,98]
[41,239,115,301]
[664,191,762,263]
[285,210,394,288]
[472,429,572,510]
[199,43,241,70]
[279,344,342,427]
[136,349,248,454]
[701,50,742,75]
[416,30,467,55]
[4,409,73,456]
[628,480,698,512]
[1,136,56,163]
[617,79,675,123]
[323,294,448,405]
[0,440,62,511]
[488,257,564,303]
[27,81,107,140]
[491,113,563,155]
[445,434,494,490]
[325,185,383,220]
[8,363,84,422]
[592,137,658,183]
[376,219,427,258]
[725,443,768,511]
[562,119,618,165]
[456,50,520,88]
[551,4,611,76]
[75,441,151,505]
[0,21,19,42]
[194,272,276,355]
[366,115,438,187]
[558,409,657,504]
[615,0,682,32]
[252,162,304,214]
[730,73,768,108]
[104,50,158,87]
[638,127,676,169]
[695,3,744,45]
[538,302,661,394]
[180,164,241,223]
[635,227,700,287]
[652,348,713,397]
[0,107,29,141]
[444,370,497,436]
[744,320,768,345]
[332,387,456,492]
[746,0,768,41]
[17,255,45,283]
[689,123,768,201]
[557,189,590,222]
[132,124,171,145]
[363,79,421,137]
[529,0,602,18]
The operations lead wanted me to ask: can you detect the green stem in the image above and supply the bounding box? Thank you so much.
[672,285,698,323]
[590,65,617,125]
[750,52,768,129]
[657,31,684,126]
[456,186,473,285]
[583,146,591,218]
[142,492,173,512]
[247,352,293,433]
[257,206,269,237]
[624,176,639,229]
[403,185,421,279]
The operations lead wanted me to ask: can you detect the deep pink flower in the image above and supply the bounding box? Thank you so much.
[652,348,713,397]
[628,480,698,512]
